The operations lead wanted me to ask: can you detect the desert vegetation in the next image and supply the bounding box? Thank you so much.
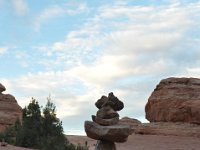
[0,97,88,150]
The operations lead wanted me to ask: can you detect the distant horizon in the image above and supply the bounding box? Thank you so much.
[1,0,200,135]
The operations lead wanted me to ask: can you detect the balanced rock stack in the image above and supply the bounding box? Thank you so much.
[85,92,132,150]
[0,83,22,132]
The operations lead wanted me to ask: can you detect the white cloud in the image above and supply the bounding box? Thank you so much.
[26,1,200,121]
[186,68,200,77]
[33,3,88,31]
[0,47,8,55]
[2,1,200,135]
[11,0,28,16]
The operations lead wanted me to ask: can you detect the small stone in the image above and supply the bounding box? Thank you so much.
[96,105,119,119]
[93,115,119,126]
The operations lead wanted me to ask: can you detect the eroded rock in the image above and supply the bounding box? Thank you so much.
[135,122,200,138]
[0,83,6,93]
[0,83,22,132]
[145,77,200,124]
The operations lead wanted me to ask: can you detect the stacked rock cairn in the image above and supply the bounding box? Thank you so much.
[84,92,132,150]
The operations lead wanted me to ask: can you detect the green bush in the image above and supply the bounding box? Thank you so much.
[11,97,88,150]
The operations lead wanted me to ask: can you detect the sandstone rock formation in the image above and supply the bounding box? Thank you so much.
[135,122,200,138]
[0,83,6,93]
[119,117,141,133]
[145,77,200,124]
[85,92,132,150]
[119,117,141,127]
[0,83,22,132]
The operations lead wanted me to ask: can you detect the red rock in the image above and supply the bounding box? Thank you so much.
[0,83,6,93]
[145,77,200,124]
[0,84,22,132]
[119,117,141,127]
[135,122,200,138]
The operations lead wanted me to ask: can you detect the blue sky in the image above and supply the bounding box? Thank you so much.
[0,0,200,135]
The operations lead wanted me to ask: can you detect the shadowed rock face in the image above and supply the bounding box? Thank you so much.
[85,121,132,143]
[95,93,124,111]
[145,77,200,124]
[0,83,6,93]
[0,83,22,132]
[85,92,132,150]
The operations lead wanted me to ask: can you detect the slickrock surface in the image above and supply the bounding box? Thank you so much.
[145,77,200,123]
[135,122,200,137]
[67,134,200,150]
[0,83,22,132]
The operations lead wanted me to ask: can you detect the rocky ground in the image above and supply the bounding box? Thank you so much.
[1,133,200,150]
[67,133,200,150]
[0,144,34,150]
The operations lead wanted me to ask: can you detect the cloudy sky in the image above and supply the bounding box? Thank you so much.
[0,0,200,135]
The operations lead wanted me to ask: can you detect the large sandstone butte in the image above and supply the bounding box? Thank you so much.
[0,83,22,132]
[145,77,200,124]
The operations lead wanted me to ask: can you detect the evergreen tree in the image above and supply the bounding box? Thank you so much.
[16,98,42,148]
[7,96,89,150]
[40,96,67,150]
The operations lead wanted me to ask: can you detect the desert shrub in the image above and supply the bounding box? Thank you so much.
[12,96,87,150]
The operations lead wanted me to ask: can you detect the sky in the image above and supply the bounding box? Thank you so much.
[0,0,200,135]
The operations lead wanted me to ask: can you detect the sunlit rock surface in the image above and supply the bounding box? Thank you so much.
[0,83,22,132]
[145,77,200,124]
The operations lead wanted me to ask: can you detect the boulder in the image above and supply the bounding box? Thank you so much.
[84,121,132,143]
[0,83,6,93]
[145,77,200,124]
[119,117,141,133]
[0,83,22,132]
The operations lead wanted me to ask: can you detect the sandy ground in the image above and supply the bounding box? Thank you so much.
[1,134,200,150]
[0,144,34,150]
[67,134,200,150]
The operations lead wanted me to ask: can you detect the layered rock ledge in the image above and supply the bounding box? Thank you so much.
[135,122,200,138]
